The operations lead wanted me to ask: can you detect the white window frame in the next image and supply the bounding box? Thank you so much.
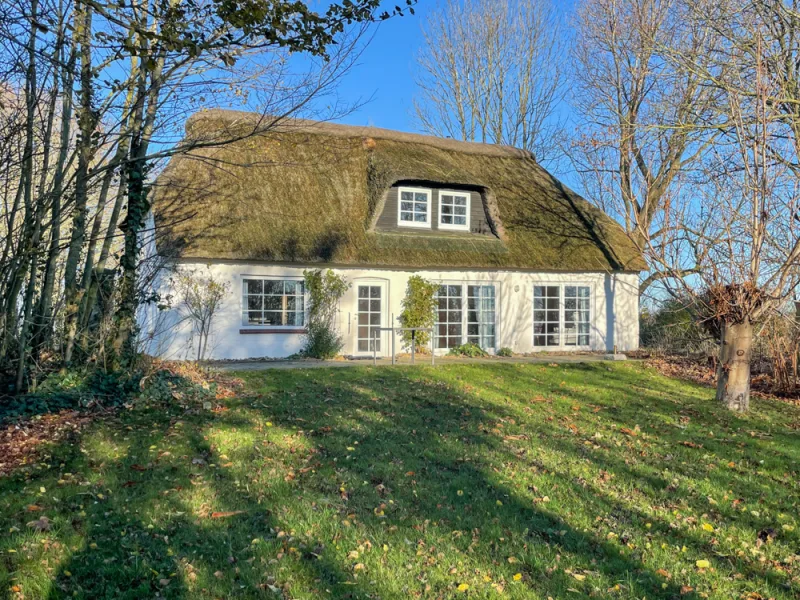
[438,190,471,231]
[434,281,498,353]
[241,275,307,329]
[397,186,432,229]
[532,282,593,350]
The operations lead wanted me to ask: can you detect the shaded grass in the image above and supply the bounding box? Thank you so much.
[1,362,799,599]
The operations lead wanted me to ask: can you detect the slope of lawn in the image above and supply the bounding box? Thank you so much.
[1,362,799,599]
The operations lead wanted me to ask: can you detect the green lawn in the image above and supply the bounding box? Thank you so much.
[1,363,799,599]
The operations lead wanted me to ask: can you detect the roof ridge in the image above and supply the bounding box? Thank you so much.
[185,109,534,160]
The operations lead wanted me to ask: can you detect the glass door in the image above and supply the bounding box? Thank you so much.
[355,283,386,354]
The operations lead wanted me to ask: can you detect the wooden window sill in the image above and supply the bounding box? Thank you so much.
[239,328,307,335]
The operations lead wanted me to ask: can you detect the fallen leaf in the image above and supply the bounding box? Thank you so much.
[695,559,710,569]
[701,523,714,532]
[513,573,522,581]
[210,511,245,519]
[457,583,469,592]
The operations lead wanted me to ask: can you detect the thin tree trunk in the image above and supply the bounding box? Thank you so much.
[63,0,95,363]
[716,321,753,412]
[112,42,165,366]
[17,38,59,389]
[12,0,40,388]
[76,79,137,336]
[33,10,77,351]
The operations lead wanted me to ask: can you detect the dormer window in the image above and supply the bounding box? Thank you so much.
[398,187,432,228]
[439,191,470,231]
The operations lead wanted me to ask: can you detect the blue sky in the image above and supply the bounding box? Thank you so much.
[331,3,437,132]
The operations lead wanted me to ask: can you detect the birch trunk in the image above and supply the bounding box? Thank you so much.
[715,321,753,412]
[33,14,77,351]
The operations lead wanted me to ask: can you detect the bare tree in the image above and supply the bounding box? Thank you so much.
[645,0,800,411]
[413,0,566,164]
[570,0,720,294]
[175,269,229,362]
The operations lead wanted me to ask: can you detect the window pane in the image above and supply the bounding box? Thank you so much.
[263,311,283,326]
[370,286,381,298]
[263,280,283,295]
[246,311,262,324]
[264,296,282,311]
[244,279,262,295]
[247,296,262,310]
[401,191,413,201]
[415,192,428,202]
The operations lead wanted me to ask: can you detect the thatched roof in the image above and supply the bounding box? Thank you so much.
[152,110,645,272]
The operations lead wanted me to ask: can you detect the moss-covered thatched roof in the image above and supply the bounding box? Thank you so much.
[153,110,645,272]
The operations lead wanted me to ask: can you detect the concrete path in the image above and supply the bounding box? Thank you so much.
[208,354,628,371]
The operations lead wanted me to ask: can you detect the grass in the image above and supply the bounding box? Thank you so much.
[1,362,799,599]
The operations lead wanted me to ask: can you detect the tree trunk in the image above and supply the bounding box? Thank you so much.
[63,0,95,364]
[716,321,753,412]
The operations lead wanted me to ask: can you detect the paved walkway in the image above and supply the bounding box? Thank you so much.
[208,354,629,371]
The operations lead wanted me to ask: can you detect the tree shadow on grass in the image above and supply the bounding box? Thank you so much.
[1,363,796,598]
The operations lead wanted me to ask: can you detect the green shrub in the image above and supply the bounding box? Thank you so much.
[399,275,439,348]
[496,347,513,357]
[303,322,344,360]
[0,368,142,423]
[302,269,350,359]
[448,343,488,357]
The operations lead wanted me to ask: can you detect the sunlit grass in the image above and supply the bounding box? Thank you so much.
[1,362,798,599]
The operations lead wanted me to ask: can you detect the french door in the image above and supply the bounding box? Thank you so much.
[435,283,496,351]
[355,282,387,355]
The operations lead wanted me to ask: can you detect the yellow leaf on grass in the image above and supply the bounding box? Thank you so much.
[457,583,469,592]
[573,573,586,581]
[701,523,714,532]
[513,573,522,581]
[696,559,711,569]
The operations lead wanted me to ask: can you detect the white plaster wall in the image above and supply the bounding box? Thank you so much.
[139,261,640,360]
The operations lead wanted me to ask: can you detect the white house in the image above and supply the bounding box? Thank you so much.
[139,111,644,360]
